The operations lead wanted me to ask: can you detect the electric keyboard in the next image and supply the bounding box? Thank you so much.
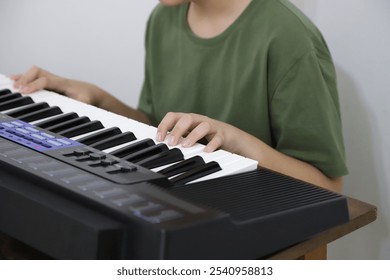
[0,75,258,184]
[0,74,349,259]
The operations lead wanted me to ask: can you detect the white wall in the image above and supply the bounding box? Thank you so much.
[0,0,389,259]
[0,0,157,106]
[290,0,390,260]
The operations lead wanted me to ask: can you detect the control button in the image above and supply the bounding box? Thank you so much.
[40,132,55,139]
[144,210,184,224]
[105,165,122,174]
[31,139,43,145]
[2,123,15,128]
[47,140,63,147]
[77,180,110,191]
[70,149,88,156]
[42,167,75,177]
[122,165,137,172]
[15,128,30,134]
[61,150,77,157]
[11,121,24,127]
[100,159,119,166]
[88,158,118,167]
[22,135,34,141]
[31,133,46,141]
[25,127,40,133]
[93,188,127,199]
[75,149,93,156]
[87,160,103,167]
[12,155,43,164]
[89,153,106,161]
[56,139,71,145]
[75,155,93,162]
[106,164,137,174]
[112,194,144,207]
[40,143,52,148]
[129,201,163,215]
[60,173,95,184]
[62,148,92,157]
[28,160,62,170]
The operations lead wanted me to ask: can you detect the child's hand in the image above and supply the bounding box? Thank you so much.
[156,112,232,153]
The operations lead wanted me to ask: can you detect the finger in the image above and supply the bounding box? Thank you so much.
[181,121,212,148]
[168,114,199,146]
[204,134,224,153]
[17,66,43,87]
[10,74,22,81]
[19,76,48,94]
[156,112,182,142]
[14,66,40,89]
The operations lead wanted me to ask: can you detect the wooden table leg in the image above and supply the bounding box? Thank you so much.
[298,245,327,260]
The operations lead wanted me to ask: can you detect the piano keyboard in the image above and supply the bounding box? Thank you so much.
[0,73,349,260]
[0,74,258,185]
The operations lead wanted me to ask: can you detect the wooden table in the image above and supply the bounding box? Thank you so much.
[267,197,377,260]
[0,196,377,260]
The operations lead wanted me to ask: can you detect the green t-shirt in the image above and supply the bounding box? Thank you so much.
[138,0,348,177]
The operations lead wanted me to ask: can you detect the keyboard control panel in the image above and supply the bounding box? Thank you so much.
[0,118,80,151]
[0,114,168,187]
[0,114,207,226]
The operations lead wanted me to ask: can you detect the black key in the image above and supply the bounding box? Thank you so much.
[158,155,206,177]
[109,138,155,158]
[89,131,137,150]
[122,143,169,163]
[45,116,90,133]
[78,127,122,145]
[0,89,12,96]
[57,120,104,138]
[138,148,184,169]
[0,96,34,111]
[35,112,79,128]
[0,92,22,103]
[18,106,63,122]
[170,161,222,185]
[6,102,49,118]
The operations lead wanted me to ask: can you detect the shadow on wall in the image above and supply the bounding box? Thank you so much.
[328,66,389,259]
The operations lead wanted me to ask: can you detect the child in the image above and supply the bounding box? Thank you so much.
[12,0,348,192]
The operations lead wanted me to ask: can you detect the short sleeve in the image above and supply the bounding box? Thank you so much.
[137,9,157,126]
[138,69,156,125]
[270,50,348,177]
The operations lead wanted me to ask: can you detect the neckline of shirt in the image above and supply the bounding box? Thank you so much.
[181,0,265,47]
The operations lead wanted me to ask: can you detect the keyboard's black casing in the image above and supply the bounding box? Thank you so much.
[0,151,350,259]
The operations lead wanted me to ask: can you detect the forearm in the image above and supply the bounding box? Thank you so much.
[93,88,150,124]
[223,124,343,193]
[62,79,150,124]
[156,113,342,192]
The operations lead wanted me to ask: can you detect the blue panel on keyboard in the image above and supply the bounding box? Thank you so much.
[0,119,81,151]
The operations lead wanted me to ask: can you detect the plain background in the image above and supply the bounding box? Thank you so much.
[0,0,389,259]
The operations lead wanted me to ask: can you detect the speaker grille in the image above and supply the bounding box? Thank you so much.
[170,169,344,222]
